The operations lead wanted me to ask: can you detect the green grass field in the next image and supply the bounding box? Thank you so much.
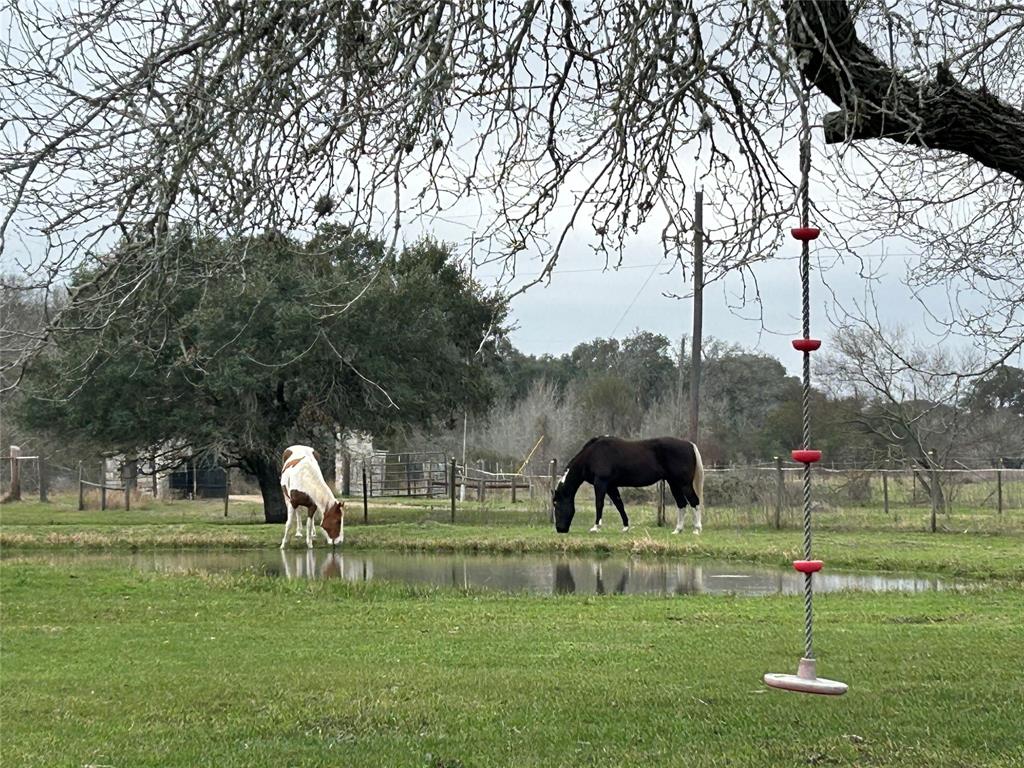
[2,497,1023,766]
[2,562,1022,767]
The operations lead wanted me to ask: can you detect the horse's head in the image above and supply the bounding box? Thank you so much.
[321,500,345,546]
[552,481,576,534]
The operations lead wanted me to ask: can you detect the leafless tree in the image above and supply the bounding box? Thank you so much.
[2,0,1022,390]
[817,322,981,528]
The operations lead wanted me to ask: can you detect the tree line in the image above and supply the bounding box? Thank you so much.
[3,229,1022,522]
[407,330,1024,473]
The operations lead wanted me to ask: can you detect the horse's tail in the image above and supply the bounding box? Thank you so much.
[690,441,705,508]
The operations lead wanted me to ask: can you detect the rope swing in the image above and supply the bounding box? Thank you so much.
[763,76,848,697]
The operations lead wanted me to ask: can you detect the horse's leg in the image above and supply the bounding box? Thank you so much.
[669,480,702,535]
[310,507,325,544]
[607,486,629,531]
[590,480,608,532]
[667,481,689,534]
[305,509,315,549]
[280,489,296,549]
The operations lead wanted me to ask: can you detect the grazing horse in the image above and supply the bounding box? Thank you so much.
[552,436,704,534]
[279,445,345,549]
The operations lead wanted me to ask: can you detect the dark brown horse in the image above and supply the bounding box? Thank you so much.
[552,436,704,534]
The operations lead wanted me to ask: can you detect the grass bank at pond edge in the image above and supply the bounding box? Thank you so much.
[3,498,1023,580]
[2,562,1022,768]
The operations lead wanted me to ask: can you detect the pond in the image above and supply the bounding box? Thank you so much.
[6,548,964,596]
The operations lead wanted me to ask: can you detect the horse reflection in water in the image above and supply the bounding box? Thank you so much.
[553,562,576,594]
[593,562,629,595]
[263,550,917,596]
[551,560,630,594]
[278,550,372,582]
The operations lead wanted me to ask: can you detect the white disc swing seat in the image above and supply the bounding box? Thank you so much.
[762,94,849,696]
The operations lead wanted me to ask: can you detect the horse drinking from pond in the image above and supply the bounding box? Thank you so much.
[552,436,704,535]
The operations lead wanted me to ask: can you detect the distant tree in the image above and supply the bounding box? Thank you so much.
[569,338,623,379]
[618,331,676,412]
[575,375,643,438]
[16,229,505,521]
[964,366,1024,416]
[700,351,799,461]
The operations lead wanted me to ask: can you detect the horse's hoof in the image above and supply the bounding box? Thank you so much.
[671,528,681,535]
[589,525,600,533]
[693,528,702,536]
[621,526,629,533]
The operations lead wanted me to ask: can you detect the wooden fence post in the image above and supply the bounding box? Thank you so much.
[929,469,939,533]
[78,462,85,510]
[477,459,485,502]
[511,465,517,504]
[223,468,230,518]
[361,462,368,524]
[342,453,351,497]
[406,455,412,496]
[882,461,890,517]
[100,461,107,511]
[774,456,784,529]
[39,457,48,503]
[151,454,158,499]
[657,480,665,527]
[996,458,1003,517]
[124,460,137,511]
[450,457,457,523]
[7,446,21,501]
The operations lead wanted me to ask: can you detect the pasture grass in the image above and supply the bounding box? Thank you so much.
[2,560,1022,767]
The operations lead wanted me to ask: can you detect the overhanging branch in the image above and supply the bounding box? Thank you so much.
[786,0,1024,182]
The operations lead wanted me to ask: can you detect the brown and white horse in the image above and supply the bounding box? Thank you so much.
[279,445,344,549]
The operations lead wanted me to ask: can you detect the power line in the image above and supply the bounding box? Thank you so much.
[608,261,664,338]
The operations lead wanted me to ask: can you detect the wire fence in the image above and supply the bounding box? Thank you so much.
[5,445,1022,533]
[333,453,1023,533]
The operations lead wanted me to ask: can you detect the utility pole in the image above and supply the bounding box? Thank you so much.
[688,188,704,441]
[460,234,475,503]
[676,334,687,434]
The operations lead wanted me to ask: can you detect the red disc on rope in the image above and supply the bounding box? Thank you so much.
[793,560,823,573]
[792,339,821,352]
[791,449,822,464]
[791,227,820,241]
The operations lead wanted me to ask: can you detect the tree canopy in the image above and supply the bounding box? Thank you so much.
[16,229,505,520]
[3,0,1022,380]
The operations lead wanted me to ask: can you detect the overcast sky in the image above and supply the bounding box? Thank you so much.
[402,205,986,377]
[521,253,963,375]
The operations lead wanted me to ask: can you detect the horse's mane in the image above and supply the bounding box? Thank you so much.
[568,436,602,466]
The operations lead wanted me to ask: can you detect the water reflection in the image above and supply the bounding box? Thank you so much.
[7,548,962,596]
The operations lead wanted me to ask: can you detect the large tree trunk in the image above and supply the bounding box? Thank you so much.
[246,453,286,524]
[786,1,1024,182]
